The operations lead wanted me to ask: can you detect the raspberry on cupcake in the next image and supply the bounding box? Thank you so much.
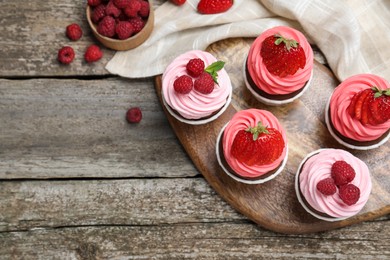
[244,26,314,105]
[325,74,390,150]
[216,109,288,184]
[295,149,372,221]
[162,50,232,125]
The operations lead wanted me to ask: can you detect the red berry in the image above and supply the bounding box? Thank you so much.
[106,0,122,18]
[66,23,83,41]
[369,88,390,125]
[331,160,356,186]
[129,17,145,34]
[339,184,360,206]
[126,107,142,123]
[116,21,134,39]
[316,178,337,196]
[138,0,150,18]
[84,44,103,63]
[231,122,285,166]
[58,46,75,64]
[197,0,233,14]
[91,4,106,23]
[194,72,214,94]
[260,34,306,78]
[114,0,131,9]
[124,0,142,18]
[88,0,102,7]
[98,16,116,38]
[170,0,186,6]
[173,75,193,94]
[186,58,205,77]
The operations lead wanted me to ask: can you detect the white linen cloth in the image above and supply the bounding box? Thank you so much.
[105,0,390,82]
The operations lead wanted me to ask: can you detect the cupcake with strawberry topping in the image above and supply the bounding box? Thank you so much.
[244,26,313,105]
[162,50,232,125]
[296,149,372,221]
[216,109,288,184]
[325,74,390,150]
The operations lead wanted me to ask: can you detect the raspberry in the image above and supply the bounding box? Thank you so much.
[88,0,102,7]
[194,72,214,94]
[126,107,142,123]
[106,1,122,18]
[174,75,193,94]
[114,0,131,9]
[97,16,116,38]
[170,0,186,6]
[331,160,356,186]
[339,184,360,206]
[58,46,75,64]
[92,4,106,23]
[129,17,145,34]
[186,58,205,77]
[116,21,134,39]
[66,23,83,41]
[124,0,142,18]
[138,1,150,18]
[84,44,103,63]
[316,178,337,196]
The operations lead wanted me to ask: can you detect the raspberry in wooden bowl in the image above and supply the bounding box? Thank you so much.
[86,0,154,51]
[216,109,288,184]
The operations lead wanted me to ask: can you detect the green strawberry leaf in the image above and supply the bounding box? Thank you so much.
[205,61,225,84]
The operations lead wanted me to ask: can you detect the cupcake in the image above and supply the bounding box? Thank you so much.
[295,148,372,221]
[244,26,313,105]
[216,108,288,184]
[325,74,390,150]
[162,50,232,125]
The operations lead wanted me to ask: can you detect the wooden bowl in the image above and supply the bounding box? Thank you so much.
[86,1,154,51]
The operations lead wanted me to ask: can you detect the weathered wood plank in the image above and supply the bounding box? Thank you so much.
[0,78,197,179]
[1,219,389,259]
[0,178,242,232]
[0,0,165,77]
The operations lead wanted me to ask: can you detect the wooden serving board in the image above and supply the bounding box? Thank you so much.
[154,38,390,234]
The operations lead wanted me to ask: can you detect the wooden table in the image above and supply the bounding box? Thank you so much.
[1,0,389,259]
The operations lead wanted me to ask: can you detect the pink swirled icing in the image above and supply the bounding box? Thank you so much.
[329,74,390,141]
[247,26,313,95]
[299,149,371,218]
[222,109,287,178]
[162,50,232,120]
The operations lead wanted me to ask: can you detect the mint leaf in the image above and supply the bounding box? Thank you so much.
[205,61,225,84]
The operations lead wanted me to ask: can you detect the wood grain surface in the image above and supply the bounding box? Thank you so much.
[154,38,390,234]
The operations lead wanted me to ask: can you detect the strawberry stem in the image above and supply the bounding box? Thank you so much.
[372,86,390,98]
[274,34,299,52]
[246,121,269,141]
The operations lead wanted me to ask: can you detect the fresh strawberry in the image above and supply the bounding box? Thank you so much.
[260,34,306,78]
[84,44,103,63]
[170,0,186,6]
[66,23,83,41]
[126,107,142,123]
[194,72,215,94]
[197,0,233,14]
[231,122,284,166]
[174,75,193,94]
[348,87,390,125]
[339,184,360,206]
[331,160,356,186]
[186,58,205,77]
[316,178,337,196]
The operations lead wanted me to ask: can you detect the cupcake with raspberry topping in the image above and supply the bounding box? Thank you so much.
[325,74,390,150]
[162,50,232,125]
[295,148,372,221]
[216,109,288,184]
[244,26,313,105]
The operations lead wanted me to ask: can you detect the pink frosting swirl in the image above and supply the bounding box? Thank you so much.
[329,74,390,141]
[299,149,371,219]
[247,26,313,95]
[162,50,232,120]
[222,109,287,178]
